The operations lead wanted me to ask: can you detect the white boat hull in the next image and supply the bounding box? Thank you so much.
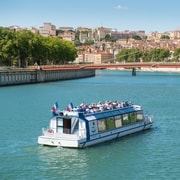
[38,122,153,148]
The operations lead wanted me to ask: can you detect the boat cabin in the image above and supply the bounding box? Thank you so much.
[48,105,144,138]
[38,101,153,148]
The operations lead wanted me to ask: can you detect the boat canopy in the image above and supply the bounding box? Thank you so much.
[84,106,139,121]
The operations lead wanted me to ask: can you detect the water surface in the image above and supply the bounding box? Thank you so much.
[0,70,179,179]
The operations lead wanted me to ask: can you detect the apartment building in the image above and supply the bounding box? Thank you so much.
[96,27,112,41]
[76,27,94,43]
[29,27,39,34]
[39,22,56,36]
[110,30,146,41]
[9,25,22,31]
[165,30,180,39]
[56,27,75,41]
[58,31,75,41]
[75,52,113,64]
[59,27,74,31]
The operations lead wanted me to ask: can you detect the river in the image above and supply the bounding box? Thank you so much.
[0,70,179,179]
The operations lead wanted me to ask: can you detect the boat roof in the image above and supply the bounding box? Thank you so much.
[84,105,140,121]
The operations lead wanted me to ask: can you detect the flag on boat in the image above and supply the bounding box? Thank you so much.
[51,102,59,112]
[66,103,73,111]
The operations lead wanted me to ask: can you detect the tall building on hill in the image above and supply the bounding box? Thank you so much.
[39,22,56,36]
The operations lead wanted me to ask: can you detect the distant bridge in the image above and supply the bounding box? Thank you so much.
[39,62,180,72]
[81,62,180,70]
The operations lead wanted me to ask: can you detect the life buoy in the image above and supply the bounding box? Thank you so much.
[48,129,54,133]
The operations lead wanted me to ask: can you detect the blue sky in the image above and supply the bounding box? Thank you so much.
[0,0,180,33]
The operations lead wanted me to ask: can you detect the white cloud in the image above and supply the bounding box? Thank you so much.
[115,5,128,10]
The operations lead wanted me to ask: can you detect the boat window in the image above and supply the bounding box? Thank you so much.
[56,117,63,133]
[115,115,122,128]
[129,113,136,123]
[98,119,106,132]
[106,117,115,130]
[57,117,63,126]
[71,117,79,134]
[63,118,71,134]
[136,111,143,121]
[122,114,131,125]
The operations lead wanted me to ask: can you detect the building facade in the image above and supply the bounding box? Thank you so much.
[39,22,56,36]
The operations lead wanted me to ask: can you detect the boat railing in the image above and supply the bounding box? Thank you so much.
[67,101,133,115]
[42,127,87,139]
[42,128,55,136]
[144,115,153,124]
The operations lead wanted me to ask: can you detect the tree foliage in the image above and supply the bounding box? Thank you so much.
[132,35,142,40]
[160,35,170,39]
[84,39,94,45]
[0,27,77,67]
[116,49,142,62]
[115,48,171,62]
[173,48,180,62]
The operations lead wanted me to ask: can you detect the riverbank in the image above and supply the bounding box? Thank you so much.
[107,67,180,73]
[0,68,95,86]
[140,67,180,73]
[0,63,179,86]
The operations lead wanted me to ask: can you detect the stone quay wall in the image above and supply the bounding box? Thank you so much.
[0,69,95,86]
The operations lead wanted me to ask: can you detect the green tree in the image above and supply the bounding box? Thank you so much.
[149,49,170,62]
[160,35,170,39]
[14,30,35,67]
[115,49,142,62]
[0,27,78,67]
[105,34,111,42]
[74,39,82,46]
[45,37,77,64]
[31,35,47,65]
[173,48,180,62]
[115,49,129,62]
[132,35,142,40]
[142,50,150,62]
[0,27,16,66]
[84,39,94,45]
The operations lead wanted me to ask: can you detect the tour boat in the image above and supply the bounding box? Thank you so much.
[38,101,153,148]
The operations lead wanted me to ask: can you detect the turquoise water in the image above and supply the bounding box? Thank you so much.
[0,70,180,180]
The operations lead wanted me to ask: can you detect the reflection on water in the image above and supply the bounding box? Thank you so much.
[37,146,89,179]
[36,130,154,179]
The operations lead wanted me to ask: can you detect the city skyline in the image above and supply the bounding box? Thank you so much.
[1,0,180,33]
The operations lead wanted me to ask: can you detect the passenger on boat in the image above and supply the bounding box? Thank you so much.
[66,100,133,114]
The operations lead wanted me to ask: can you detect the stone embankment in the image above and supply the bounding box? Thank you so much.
[0,67,95,86]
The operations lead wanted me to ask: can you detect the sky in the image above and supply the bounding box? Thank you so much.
[0,0,180,33]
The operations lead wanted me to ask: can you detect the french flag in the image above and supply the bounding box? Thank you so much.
[66,103,73,111]
[51,102,59,112]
